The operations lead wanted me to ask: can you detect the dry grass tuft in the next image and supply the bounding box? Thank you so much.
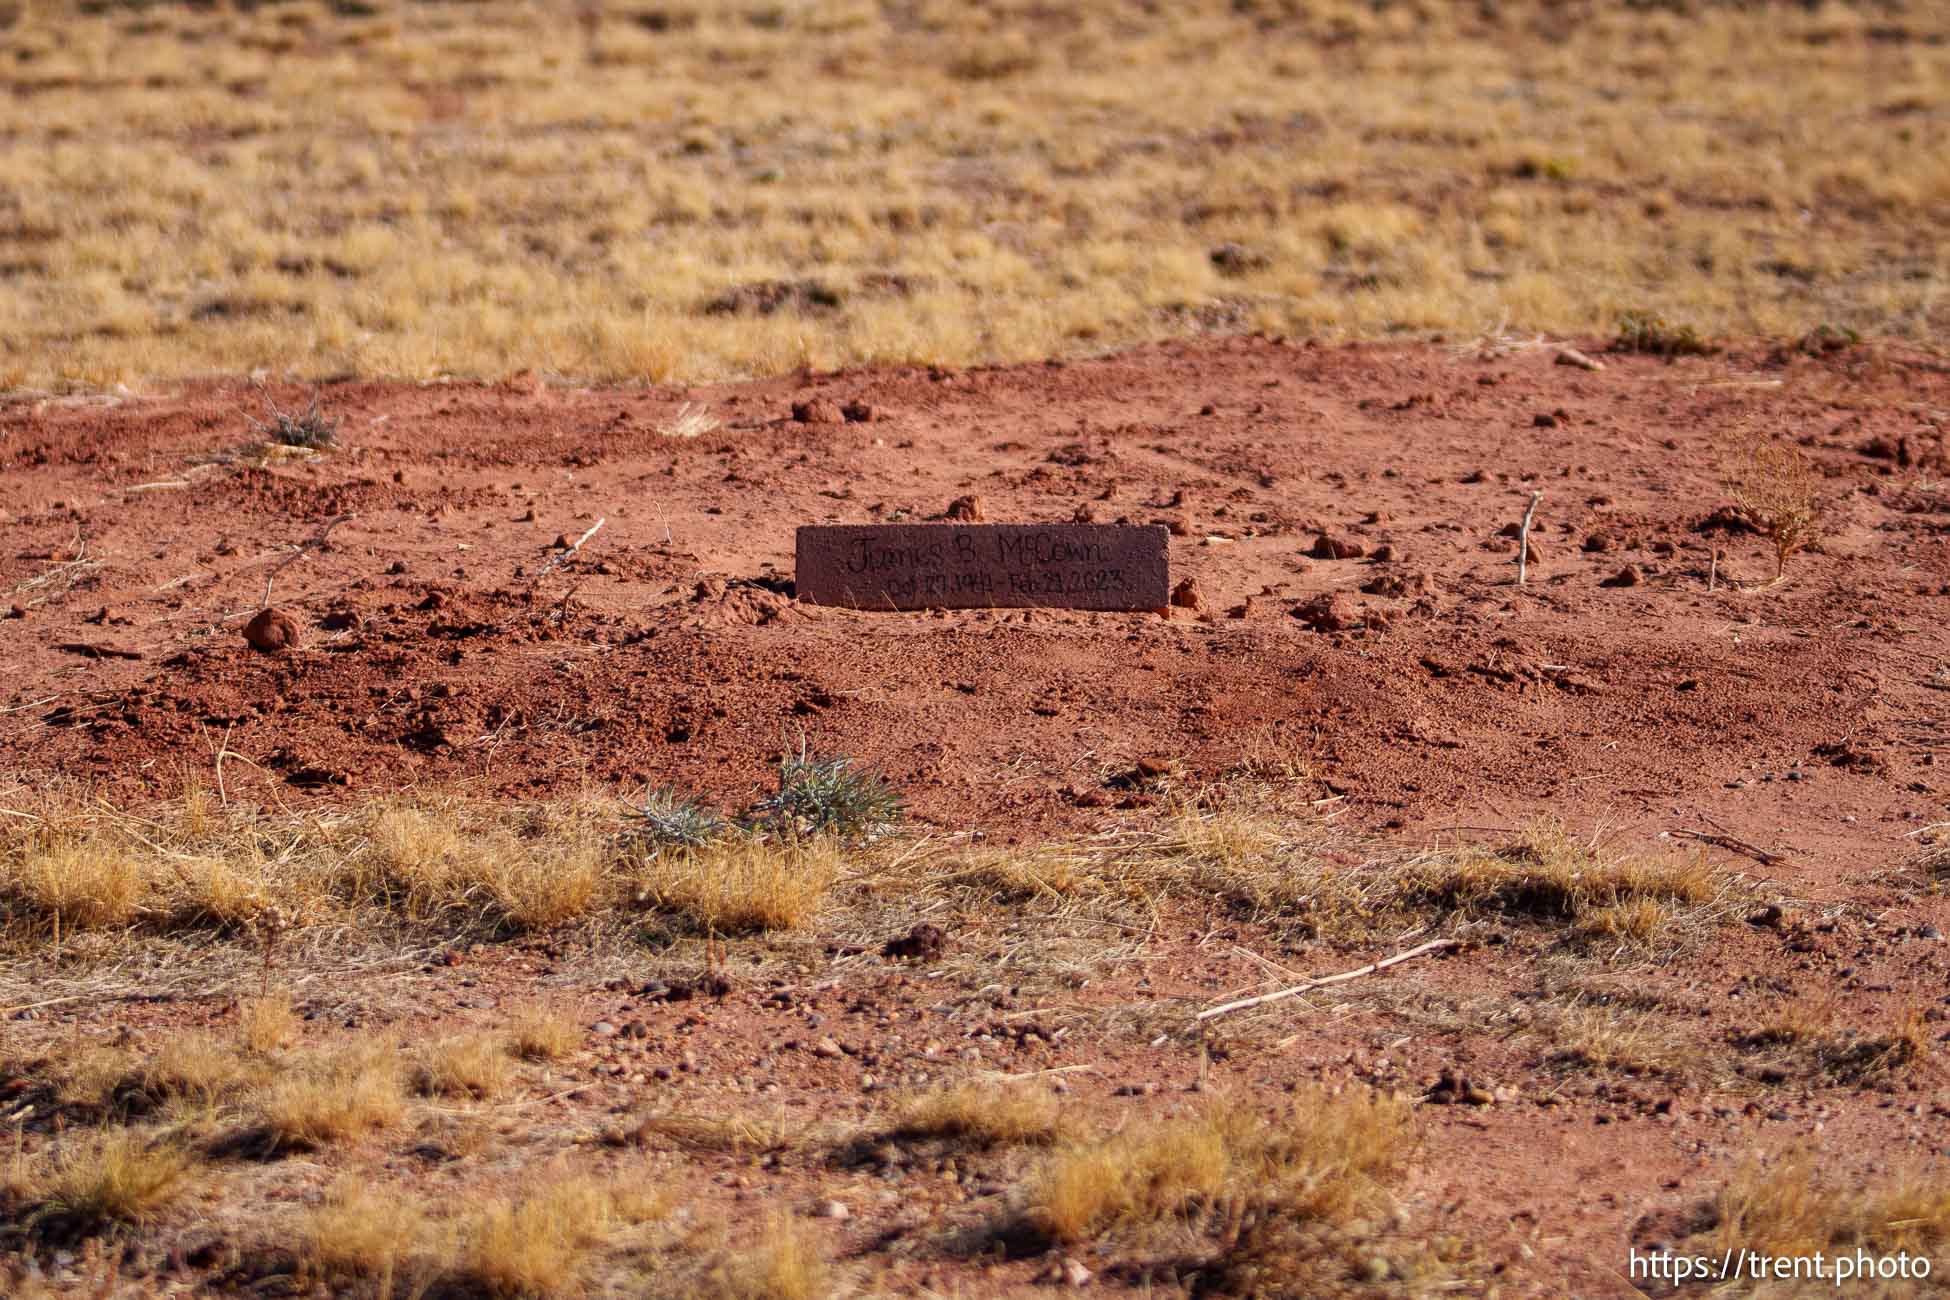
[1399,828,1718,937]
[633,836,842,934]
[1025,1088,1411,1245]
[707,1214,832,1300]
[1733,1002,1928,1085]
[3,834,155,934]
[303,1178,432,1281]
[411,1033,516,1102]
[16,1129,191,1238]
[451,1174,669,1298]
[239,989,298,1053]
[507,1006,582,1063]
[622,1110,802,1156]
[887,1083,1067,1149]
[1707,1151,1950,1260]
[254,1044,405,1152]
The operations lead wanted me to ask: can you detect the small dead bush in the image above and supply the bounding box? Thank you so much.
[1727,435,1825,581]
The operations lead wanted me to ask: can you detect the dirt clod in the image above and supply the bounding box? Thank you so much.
[243,607,300,653]
[792,398,846,425]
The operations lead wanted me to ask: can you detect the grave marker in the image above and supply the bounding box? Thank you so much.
[794,523,1169,611]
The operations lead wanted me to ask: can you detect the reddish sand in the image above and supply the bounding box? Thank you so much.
[4,336,1949,1294]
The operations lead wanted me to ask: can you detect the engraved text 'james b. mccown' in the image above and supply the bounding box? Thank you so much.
[794,523,1169,611]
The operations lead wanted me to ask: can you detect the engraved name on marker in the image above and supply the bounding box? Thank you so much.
[794,524,1169,611]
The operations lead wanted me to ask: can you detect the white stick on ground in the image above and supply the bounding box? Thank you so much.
[1517,490,1543,586]
[1195,938,1462,1022]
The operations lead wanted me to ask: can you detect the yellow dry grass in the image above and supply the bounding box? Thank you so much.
[451,1174,670,1298]
[887,1082,1067,1149]
[707,1214,832,1300]
[634,836,843,934]
[17,1128,192,1233]
[255,1043,406,1151]
[1027,1088,1412,1244]
[507,1006,582,1063]
[1709,1151,1950,1260]
[410,1033,516,1102]
[3,1,1945,392]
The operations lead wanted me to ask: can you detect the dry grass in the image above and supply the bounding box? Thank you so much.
[451,1174,669,1298]
[508,1007,582,1063]
[633,836,843,934]
[1391,828,1720,941]
[411,1033,516,1102]
[1706,1151,1950,1260]
[3,1,1945,391]
[301,1171,669,1295]
[254,1044,405,1152]
[706,1214,832,1300]
[303,1178,432,1282]
[238,988,298,1053]
[623,1110,803,1156]
[1024,1088,1412,1245]
[3,834,155,934]
[1733,1002,1928,1086]
[13,1129,191,1238]
[886,1082,1068,1149]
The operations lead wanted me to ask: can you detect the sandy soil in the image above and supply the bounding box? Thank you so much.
[4,336,1949,1296]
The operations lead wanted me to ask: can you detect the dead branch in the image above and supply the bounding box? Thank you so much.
[1195,938,1464,1022]
[1517,490,1543,586]
[1668,828,1789,868]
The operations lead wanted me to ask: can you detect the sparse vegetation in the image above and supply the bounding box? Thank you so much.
[5,2,1944,391]
[706,1214,831,1300]
[630,787,731,851]
[1701,1151,1950,1261]
[632,835,843,935]
[1727,435,1827,582]
[751,751,905,842]
[247,387,339,450]
[886,1083,1067,1149]
[1023,1089,1412,1246]
[1612,310,1718,358]
[10,1129,191,1241]
[253,1044,406,1152]
[411,1033,516,1102]
[508,1007,582,1063]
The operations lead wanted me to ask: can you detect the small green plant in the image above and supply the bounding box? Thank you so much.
[249,386,340,449]
[1727,436,1824,581]
[630,787,729,850]
[750,749,903,841]
[1613,311,1717,358]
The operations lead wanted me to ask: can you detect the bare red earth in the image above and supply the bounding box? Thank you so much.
[4,337,1949,1294]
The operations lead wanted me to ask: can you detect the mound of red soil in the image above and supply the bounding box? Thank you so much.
[0,337,1943,871]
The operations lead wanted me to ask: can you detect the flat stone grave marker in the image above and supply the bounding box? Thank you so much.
[795,523,1169,611]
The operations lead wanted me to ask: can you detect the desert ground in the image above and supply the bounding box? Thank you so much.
[4,2,1950,1299]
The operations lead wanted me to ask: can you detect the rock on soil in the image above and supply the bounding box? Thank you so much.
[1292,591,1358,632]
